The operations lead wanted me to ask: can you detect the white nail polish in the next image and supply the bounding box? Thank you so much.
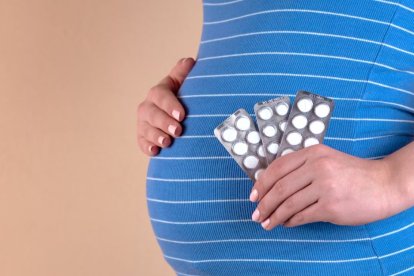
[168,125,178,136]
[261,219,270,229]
[252,209,260,222]
[249,189,258,202]
[158,136,165,145]
[172,110,181,121]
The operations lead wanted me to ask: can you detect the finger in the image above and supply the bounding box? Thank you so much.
[158,57,196,92]
[147,85,186,122]
[282,202,323,228]
[252,164,313,223]
[250,144,330,202]
[260,184,319,230]
[140,102,183,138]
[139,121,172,148]
[137,137,159,156]
[250,150,308,202]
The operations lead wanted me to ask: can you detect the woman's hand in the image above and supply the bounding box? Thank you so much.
[136,57,195,156]
[249,144,409,230]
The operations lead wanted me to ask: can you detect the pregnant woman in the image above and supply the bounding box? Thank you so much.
[137,1,414,275]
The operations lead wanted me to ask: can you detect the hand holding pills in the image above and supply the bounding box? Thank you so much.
[214,91,414,229]
[249,144,409,230]
[136,58,195,156]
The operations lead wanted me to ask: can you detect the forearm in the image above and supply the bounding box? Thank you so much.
[383,141,414,209]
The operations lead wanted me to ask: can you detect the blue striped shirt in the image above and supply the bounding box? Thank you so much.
[147,0,414,275]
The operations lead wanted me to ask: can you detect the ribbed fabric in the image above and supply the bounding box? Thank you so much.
[146,1,414,275]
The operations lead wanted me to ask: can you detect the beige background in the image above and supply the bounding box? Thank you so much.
[0,1,202,275]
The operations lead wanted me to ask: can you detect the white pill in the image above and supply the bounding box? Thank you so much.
[263,125,277,137]
[279,121,287,132]
[275,102,289,116]
[309,120,325,135]
[286,131,303,146]
[258,107,273,120]
[314,103,331,118]
[267,143,279,154]
[291,114,308,129]
[297,98,313,113]
[221,127,237,142]
[254,169,264,180]
[232,142,248,155]
[281,148,295,156]
[243,155,259,169]
[257,145,265,157]
[235,116,251,131]
[304,137,320,147]
[247,131,260,144]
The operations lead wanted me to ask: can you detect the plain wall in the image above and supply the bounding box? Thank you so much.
[0,1,202,275]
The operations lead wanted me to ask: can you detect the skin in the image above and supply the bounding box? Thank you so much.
[136,57,195,156]
[250,142,414,230]
[137,58,414,229]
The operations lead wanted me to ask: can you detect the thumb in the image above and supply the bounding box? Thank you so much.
[159,57,196,92]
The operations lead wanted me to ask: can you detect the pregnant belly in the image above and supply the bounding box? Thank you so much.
[147,78,371,275]
[145,70,414,274]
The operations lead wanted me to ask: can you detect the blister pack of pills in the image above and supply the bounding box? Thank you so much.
[254,97,291,164]
[276,91,335,157]
[214,109,267,181]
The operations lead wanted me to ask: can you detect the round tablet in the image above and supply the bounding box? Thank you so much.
[257,145,265,157]
[309,120,325,135]
[243,155,259,169]
[281,148,295,156]
[235,116,251,131]
[314,103,331,118]
[263,125,277,137]
[286,131,303,146]
[246,131,260,144]
[297,98,313,113]
[257,107,273,120]
[304,137,320,147]
[232,141,248,155]
[221,127,237,142]
[291,114,308,129]
[279,121,287,132]
[267,143,279,154]
[254,169,264,180]
[275,102,289,116]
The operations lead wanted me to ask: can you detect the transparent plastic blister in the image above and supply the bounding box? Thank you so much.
[254,97,291,164]
[214,109,267,181]
[276,91,335,157]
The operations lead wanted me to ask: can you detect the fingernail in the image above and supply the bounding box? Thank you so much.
[168,125,178,136]
[149,145,156,153]
[249,189,258,202]
[261,218,270,229]
[172,110,181,121]
[181,58,188,63]
[252,209,260,222]
[158,136,166,145]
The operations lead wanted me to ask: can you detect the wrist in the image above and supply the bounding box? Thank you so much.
[381,157,414,213]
